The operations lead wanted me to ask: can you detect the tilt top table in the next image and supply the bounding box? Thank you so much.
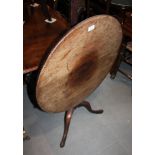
[34,15,122,147]
[23,5,122,147]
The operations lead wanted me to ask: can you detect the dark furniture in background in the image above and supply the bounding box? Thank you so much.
[55,0,88,26]
[23,6,69,74]
[110,11,132,80]
[55,0,110,25]
[24,0,132,28]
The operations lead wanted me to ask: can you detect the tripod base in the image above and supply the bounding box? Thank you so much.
[60,101,103,147]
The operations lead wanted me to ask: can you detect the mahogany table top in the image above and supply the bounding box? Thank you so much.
[36,15,122,112]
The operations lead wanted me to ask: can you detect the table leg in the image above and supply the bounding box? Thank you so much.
[60,100,103,147]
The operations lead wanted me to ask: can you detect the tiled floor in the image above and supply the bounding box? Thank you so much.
[23,71,132,155]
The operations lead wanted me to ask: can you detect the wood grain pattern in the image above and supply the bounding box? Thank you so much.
[36,15,122,112]
[23,7,69,74]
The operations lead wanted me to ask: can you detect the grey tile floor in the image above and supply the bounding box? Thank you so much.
[23,71,132,155]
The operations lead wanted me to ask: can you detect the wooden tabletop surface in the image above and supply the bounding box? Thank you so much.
[23,6,70,74]
[36,15,122,112]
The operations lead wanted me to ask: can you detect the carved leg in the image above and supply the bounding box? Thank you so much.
[60,109,74,147]
[60,101,103,147]
[110,44,125,79]
[77,101,103,114]
[110,53,122,79]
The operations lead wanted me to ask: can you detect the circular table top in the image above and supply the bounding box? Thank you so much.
[36,15,122,112]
